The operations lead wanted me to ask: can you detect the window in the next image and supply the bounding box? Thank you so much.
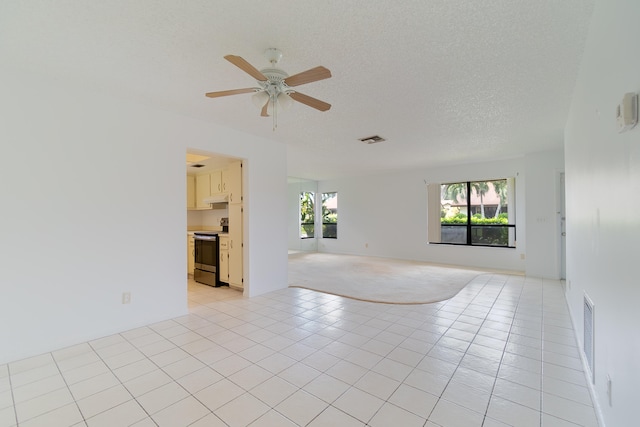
[428,178,516,247]
[300,191,315,239]
[321,192,338,238]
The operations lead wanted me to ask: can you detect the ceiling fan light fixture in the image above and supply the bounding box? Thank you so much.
[251,91,269,109]
[266,99,274,116]
[265,92,294,116]
[278,92,293,110]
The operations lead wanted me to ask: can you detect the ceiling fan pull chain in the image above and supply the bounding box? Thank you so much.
[273,95,278,131]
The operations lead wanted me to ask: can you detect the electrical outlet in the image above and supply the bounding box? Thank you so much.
[365,243,369,248]
[122,292,131,304]
[520,253,525,260]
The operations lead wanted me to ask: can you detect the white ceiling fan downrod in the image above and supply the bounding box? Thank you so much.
[260,49,294,130]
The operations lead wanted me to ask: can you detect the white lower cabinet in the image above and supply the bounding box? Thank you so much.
[187,233,195,276]
[228,204,243,289]
[219,236,229,284]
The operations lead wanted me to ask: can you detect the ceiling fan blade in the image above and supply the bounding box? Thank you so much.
[289,92,331,112]
[284,66,331,87]
[205,88,256,98]
[224,55,268,82]
[260,102,269,117]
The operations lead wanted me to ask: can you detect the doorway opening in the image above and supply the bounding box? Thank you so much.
[559,172,566,280]
[186,149,245,295]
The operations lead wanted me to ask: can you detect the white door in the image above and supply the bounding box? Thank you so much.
[560,172,566,279]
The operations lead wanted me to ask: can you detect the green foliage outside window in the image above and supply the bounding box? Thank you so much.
[300,192,315,238]
[441,213,508,225]
[321,192,337,238]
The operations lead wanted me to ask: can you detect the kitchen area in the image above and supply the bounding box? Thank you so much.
[186,152,244,291]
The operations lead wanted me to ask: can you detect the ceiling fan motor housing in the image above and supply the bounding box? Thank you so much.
[260,68,288,82]
[258,68,292,97]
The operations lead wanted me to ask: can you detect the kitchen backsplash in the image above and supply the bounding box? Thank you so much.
[187,208,229,228]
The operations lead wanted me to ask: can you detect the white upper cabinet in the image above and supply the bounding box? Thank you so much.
[210,171,222,195]
[188,162,241,209]
[195,174,211,209]
[186,175,195,209]
[221,169,229,194]
[227,161,243,205]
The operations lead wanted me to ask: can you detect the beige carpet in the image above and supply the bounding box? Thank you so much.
[288,252,487,304]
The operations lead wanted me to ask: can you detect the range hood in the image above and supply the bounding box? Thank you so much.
[202,194,228,205]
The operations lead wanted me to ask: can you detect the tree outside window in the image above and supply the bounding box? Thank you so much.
[321,192,337,238]
[300,192,315,239]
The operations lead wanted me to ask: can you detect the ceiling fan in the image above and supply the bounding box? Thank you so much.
[205,48,332,120]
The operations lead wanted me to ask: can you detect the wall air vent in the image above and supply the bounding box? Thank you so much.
[358,135,386,144]
[190,164,206,168]
[583,293,595,382]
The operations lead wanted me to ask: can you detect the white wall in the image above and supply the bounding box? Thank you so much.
[242,154,289,296]
[314,155,563,276]
[564,0,640,425]
[0,66,288,364]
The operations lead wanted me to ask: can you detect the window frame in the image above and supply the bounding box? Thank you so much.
[429,178,516,248]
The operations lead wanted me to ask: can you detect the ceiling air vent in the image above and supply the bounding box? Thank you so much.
[190,164,206,168]
[359,135,386,144]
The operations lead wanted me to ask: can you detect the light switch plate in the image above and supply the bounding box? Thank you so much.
[617,92,638,133]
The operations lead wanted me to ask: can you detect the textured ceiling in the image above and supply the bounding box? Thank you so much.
[0,0,594,180]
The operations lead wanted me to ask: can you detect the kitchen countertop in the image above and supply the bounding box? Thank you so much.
[188,230,228,236]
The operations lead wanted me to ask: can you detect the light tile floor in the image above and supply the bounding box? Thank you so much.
[0,274,599,426]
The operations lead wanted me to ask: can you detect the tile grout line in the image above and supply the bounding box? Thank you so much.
[488,275,542,426]
[50,351,88,427]
[85,337,159,426]
[409,273,504,424]
[6,364,18,427]
[467,273,518,426]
